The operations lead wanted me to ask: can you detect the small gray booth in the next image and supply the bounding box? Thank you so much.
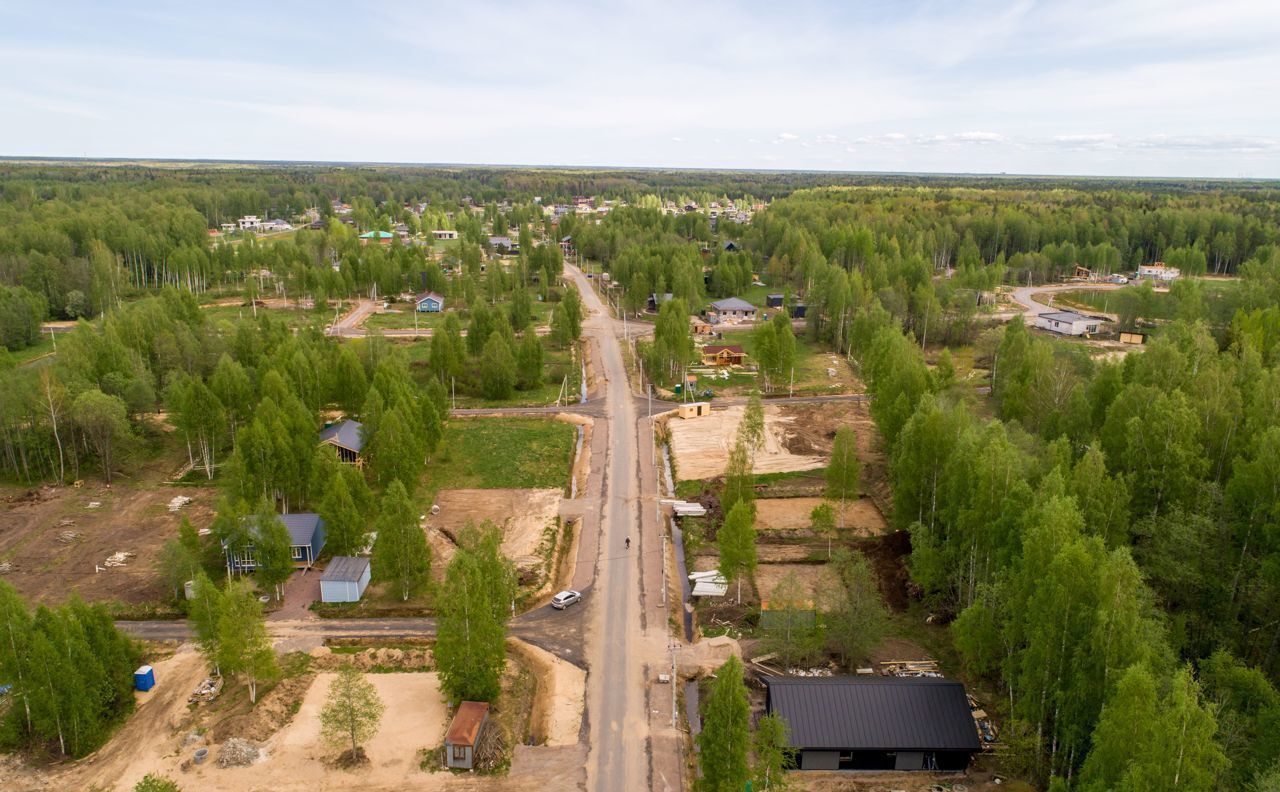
[319,556,371,603]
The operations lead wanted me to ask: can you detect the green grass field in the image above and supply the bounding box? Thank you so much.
[10,336,56,367]
[200,304,328,331]
[425,418,577,492]
[704,329,857,397]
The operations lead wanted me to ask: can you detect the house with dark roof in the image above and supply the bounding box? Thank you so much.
[701,344,747,366]
[648,293,674,311]
[415,292,445,313]
[223,513,327,575]
[708,297,757,322]
[319,419,365,466]
[320,556,371,603]
[763,676,982,772]
[445,701,490,770]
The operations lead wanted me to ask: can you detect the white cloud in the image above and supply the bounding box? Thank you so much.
[0,1,1276,176]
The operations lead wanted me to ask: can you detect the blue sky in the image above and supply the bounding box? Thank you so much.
[2,0,1278,177]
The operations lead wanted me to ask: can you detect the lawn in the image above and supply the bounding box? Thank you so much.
[362,289,555,331]
[700,329,859,397]
[1056,278,1243,326]
[200,304,328,331]
[399,338,584,408]
[425,417,577,492]
[9,335,56,367]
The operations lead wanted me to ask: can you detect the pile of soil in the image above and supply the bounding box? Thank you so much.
[315,647,433,672]
[209,673,315,742]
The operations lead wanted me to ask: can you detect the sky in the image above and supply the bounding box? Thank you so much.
[2,0,1279,178]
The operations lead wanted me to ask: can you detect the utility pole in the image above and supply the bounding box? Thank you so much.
[451,376,456,412]
[670,642,679,728]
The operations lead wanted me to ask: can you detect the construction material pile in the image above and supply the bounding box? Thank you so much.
[188,676,223,704]
[102,551,134,568]
[168,495,193,512]
[661,499,707,518]
[216,738,260,767]
[879,658,942,677]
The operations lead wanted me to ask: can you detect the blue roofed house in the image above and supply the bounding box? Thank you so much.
[415,291,445,313]
[224,513,327,575]
[319,419,364,467]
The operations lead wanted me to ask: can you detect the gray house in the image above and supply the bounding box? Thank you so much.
[763,676,981,772]
[445,701,490,769]
[320,556,371,603]
[708,297,757,321]
[319,419,364,467]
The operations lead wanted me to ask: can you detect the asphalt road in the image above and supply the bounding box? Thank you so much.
[1009,281,1124,321]
[571,263,648,792]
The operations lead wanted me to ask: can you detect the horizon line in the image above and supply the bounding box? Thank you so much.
[1,154,1276,184]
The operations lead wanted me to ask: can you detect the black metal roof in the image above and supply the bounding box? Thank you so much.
[763,676,982,752]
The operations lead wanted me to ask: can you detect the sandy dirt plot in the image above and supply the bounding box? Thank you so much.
[754,563,842,610]
[668,402,872,480]
[755,497,887,536]
[0,483,216,605]
[508,638,586,747]
[424,488,561,576]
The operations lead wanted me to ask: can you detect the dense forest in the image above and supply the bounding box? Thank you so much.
[741,189,1280,790]
[571,179,1280,789]
[2,163,1280,786]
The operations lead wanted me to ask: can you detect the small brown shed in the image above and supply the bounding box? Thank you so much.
[445,701,490,770]
[678,402,712,419]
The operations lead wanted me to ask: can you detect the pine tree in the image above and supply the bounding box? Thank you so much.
[697,655,751,792]
[371,480,431,601]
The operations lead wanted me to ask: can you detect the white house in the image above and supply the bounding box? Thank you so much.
[432,229,458,240]
[260,218,293,232]
[238,215,262,231]
[1137,263,1180,281]
[1035,310,1102,336]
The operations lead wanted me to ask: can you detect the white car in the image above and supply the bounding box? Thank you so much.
[551,590,582,610]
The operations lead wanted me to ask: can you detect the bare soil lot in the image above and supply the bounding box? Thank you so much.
[668,401,878,481]
[424,488,561,577]
[754,562,842,610]
[0,482,216,606]
[754,496,887,536]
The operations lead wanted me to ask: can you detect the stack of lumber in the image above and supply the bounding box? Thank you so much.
[878,658,942,677]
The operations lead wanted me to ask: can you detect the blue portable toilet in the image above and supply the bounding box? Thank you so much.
[134,665,156,692]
